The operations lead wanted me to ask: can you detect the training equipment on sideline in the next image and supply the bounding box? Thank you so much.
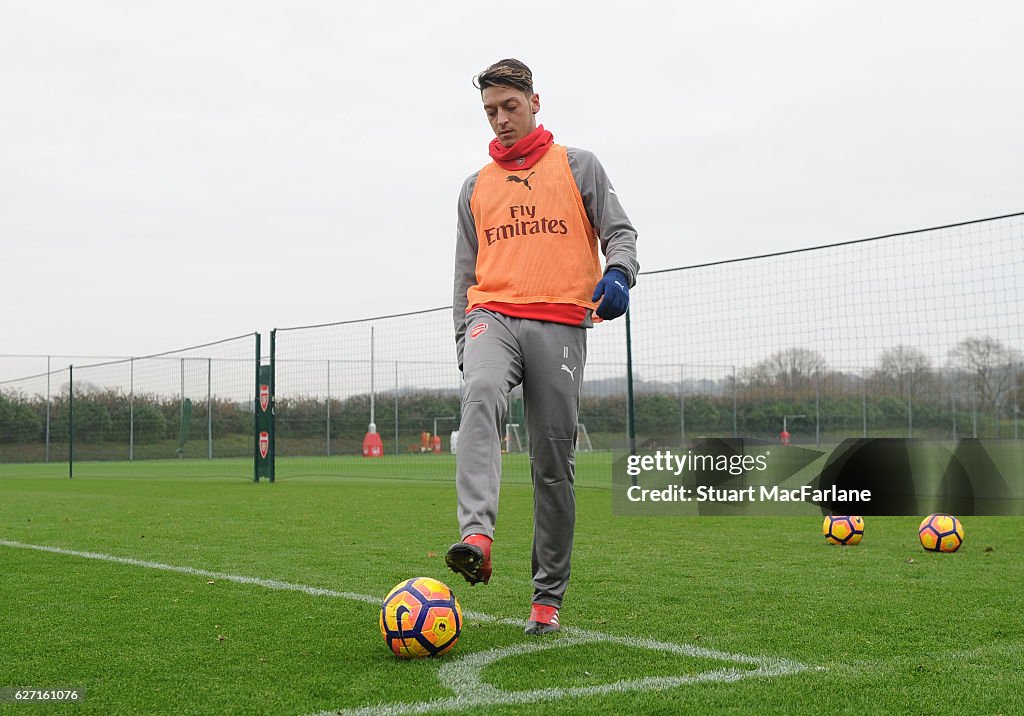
[379,577,462,658]
[918,513,965,553]
[822,514,865,545]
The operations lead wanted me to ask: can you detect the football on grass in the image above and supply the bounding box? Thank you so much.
[918,513,964,553]
[823,514,865,545]
[380,577,462,658]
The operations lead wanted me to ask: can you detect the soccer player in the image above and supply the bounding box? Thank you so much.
[447,58,639,635]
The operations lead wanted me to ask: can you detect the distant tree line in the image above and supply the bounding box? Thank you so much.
[3,336,1020,450]
[0,388,252,445]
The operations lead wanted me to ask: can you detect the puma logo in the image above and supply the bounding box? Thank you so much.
[395,604,411,639]
[560,364,577,381]
[506,171,535,191]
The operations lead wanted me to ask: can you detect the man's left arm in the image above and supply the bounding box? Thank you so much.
[567,147,639,286]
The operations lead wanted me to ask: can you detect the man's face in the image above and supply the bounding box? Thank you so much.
[481,85,540,148]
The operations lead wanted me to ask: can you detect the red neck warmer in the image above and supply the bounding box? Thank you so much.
[488,125,554,170]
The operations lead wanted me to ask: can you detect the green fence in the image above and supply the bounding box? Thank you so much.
[2,212,1022,482]
[0,334,259,478]
[270,213,1024,480]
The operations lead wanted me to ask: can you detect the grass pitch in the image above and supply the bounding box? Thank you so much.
[1,458,1022,715]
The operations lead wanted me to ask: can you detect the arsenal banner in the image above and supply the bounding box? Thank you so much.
[255,363,274,482]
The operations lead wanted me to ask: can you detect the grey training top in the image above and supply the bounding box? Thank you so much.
[453,146,640,368]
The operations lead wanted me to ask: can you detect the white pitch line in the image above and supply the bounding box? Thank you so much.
[317,634,808,716]
[0,538,499,620]
[0,539,812,715]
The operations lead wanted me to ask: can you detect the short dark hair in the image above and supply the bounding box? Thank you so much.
[473,58,534,94]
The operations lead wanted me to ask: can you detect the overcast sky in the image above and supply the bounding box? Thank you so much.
[2,0,1022,377]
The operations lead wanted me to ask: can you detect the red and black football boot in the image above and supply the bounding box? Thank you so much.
[445,534,492,586]
[524,603,560,635]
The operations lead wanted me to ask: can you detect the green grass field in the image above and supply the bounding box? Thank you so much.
[1,457,1023,715]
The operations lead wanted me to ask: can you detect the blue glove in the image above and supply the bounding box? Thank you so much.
[591,268,629,320]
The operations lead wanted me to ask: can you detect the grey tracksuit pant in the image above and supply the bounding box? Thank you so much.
[456,308,586,608]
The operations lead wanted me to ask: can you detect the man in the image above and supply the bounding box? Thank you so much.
[447,58,638,635]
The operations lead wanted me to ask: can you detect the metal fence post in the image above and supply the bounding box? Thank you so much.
[679,364,685,447]
[253,333,261,482]
[625,309,636,456]
[270,330,276,483]
[207,358,213,460]
[862,376,868,438]
[129,357,135,461]
[68,364,74,479]
[732,364,738,438]
[394,361,399,455]
[45,355,51,463]
[815,372,821,447]
[326,359,332,457]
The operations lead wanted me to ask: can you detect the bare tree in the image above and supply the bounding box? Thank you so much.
[876,345,933,400]
[948,336,1021,413]
[747,347,828,391]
